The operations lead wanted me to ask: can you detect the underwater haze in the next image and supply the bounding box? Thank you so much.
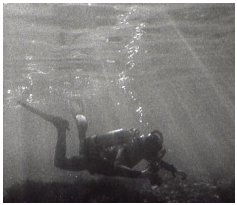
[3,3,235,201]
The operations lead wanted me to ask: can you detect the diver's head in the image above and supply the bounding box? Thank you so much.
[148,130,163,146]
[143,130,164,160]
[75,114,88,132]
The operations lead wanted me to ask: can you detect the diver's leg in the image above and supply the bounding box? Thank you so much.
[54,131,87,171]
[18,101,68,163]
[18,101,86,171]
[18,101,56,122]
[18,101,69,164]
[54,129,67,167]
[18,101,69,130]
[53,125,87,171]
[69,99,88,156]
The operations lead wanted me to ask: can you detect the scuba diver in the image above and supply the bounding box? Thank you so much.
[17,100,186,185]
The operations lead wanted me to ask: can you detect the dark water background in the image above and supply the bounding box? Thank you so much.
[3,3,234,194]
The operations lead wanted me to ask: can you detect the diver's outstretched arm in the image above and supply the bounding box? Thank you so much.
[112,147,144,178]
[159,160,187,179]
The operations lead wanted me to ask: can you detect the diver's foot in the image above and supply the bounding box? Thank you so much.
[70,99,85,115]
[18,100,70,131]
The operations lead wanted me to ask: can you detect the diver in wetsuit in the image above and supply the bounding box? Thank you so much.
[17,101,186,184]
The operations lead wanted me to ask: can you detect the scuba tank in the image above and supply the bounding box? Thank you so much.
[94,128,139,148]
[84,129,138,161]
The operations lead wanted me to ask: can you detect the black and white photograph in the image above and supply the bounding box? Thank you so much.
[3,3,235,203]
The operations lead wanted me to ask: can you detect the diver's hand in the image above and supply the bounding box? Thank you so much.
[141,168,152,178]
[176,170,187,180]
[141,169,163,186]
